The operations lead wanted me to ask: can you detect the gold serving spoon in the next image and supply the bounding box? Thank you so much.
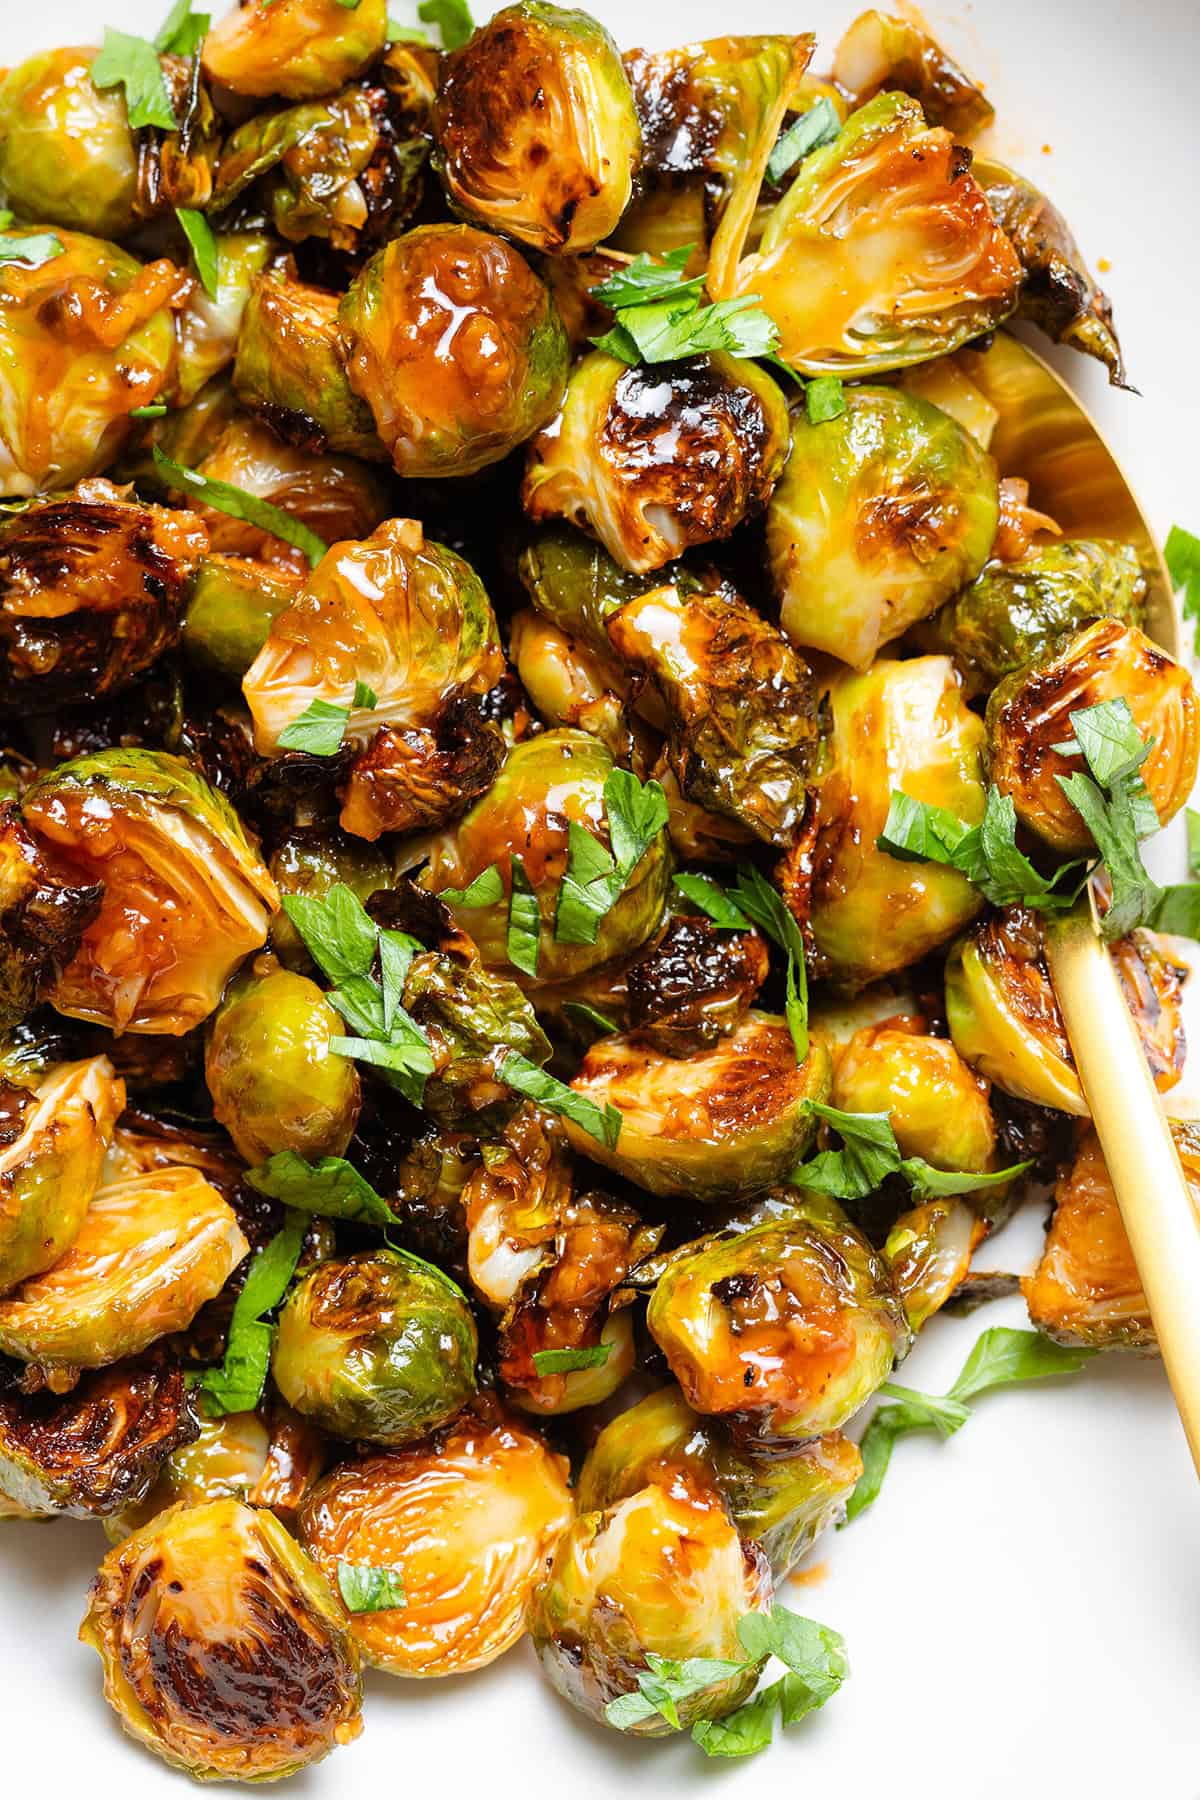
[968,332,1200,1473]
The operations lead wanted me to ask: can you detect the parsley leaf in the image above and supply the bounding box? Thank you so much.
[727,866,808,1060]
[91,26,177,131]
[246,1153,394,1229]
[532,1343,612,1375]
[766,95,842,183]
[672,871,752,930]
[795,1099,1030,1202]
[506,855,541,977]
[282,885,380,986]
[561,1000,620,1035]
[554,770,667,946]
[151,446,327,567]
[277,698,350,757]
[591,246,706,311]
[198,1214,305,1415]
[437,865,505,908]
[338,1561,405,1612]
[878,786,1087,912]
[844,1327,1095,1523]
[0,231,64,270]
[1188,809,1200,878]
[388,16,431,40]
[1054,698,1163,939]
[129,403,168,420]
[417,0,474,48]
[156,0,210,54]
[1166,524,1200,653]
[499,1052,622,1150]
[805,374,846,423]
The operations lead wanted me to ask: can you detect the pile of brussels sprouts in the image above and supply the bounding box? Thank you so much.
[0,0,1195,1781]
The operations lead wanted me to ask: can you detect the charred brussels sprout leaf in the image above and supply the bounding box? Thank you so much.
[81,1498,363,1780]
[0,809,103,1029]
[626,912,769,1055]
[433,3,640,254]
[0,1055,123,1295]
[403,951,552,1127]
[766,385,999,669]
[710,92,1022,375]
[832,11,994,135]
[22,749,279,1035]
[523,351,790,575]
[202,0,388,100]
[340,224,568,479]
[300,1400,572,1673]
[272,1248,478,1444]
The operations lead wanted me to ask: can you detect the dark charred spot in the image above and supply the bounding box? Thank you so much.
[626,914,769,1054]
[340,694,505,839]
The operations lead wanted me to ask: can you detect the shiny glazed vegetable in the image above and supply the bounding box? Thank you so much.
[0,1054,123,1294]
[203,0,387,99]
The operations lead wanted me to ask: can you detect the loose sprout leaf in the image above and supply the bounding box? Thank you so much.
[283,885,380,986]
[797,1101,1029,1202]
[91,26,178,131]
[1165,523,1200,653]
[766,95,842,183]
[175,207,219,298]
[277,698,351,757]
[199,1213,306,1415]
[879,787,1087,912]
[438,865,505,908]
[506,855,541,977]
[844,1327,1095,1523]
[672,872,752,930]
[531,1343,612,1375]
[129,403,168,420]
[805,374,847,423]
[499,1052,622,1150]
[338,1561,406,1613]
[728,866,808,1060]
[151,447,328,567]
[155,0,210,54]
[561,1001,620,1035]
[417,0,474,49]
[353,679,378,709]
[0,232,65,270]
[247,1153,394,1229]
[591,246,706,311]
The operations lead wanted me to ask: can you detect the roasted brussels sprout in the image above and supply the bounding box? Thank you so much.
[182,554,304,683]
[523,350,790,574]
[0,1163,248,1375]
[625,911,769,1054]
[206,966,361,1165]
[946,909,1187,1112]
[81,1498,363,1780]
[566,1014,832,1200]
[517,520,652,656]
[0,480,208,709]
[272,1248,478,1445]
[607,576,821,845]
[0,231,179,495]
[213,84,384,251]
[810,656,986,984]
[0,807,103,1028]
[339,225,568,480]
[884,1196,982,1331]
[832,11,994,134]
[832,1017,997,1179]
[919,539,1148,696]
[433,3,640,254]
[0,1352,195,1518]
[174,232,275,408]
[577,1385,862,1580]
[765,385,998,669]
[425,729,671,985]
[529,1471,771,1733]
[203,0,387,100]
[509,606,633,759]
[233,272,387,460]
[647,1199,908,1441]
[299,1397,572,1675]
[0,48,138,239]
[22,749,279,1035]
[985,619,1199,852]
[976,158,1125,385]
[0,1054,122,1296]
[404,952,551,1127]
[1020,1126,1198,1350]
[710,92,1022,374]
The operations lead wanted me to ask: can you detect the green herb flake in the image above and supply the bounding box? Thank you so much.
[766,95,842,184]
[0,231,64,271]
[499,1052,622,1150]
[151,446,328,568]
[1166,524,1200,652]
[591,245,705,312]
[91,26,178,131]
[795,1099,1029,1203]
[277,698,350,758]
[506,855,541,978]
[438,865,505,908]
[805,374,846,423]
[338,1561,405,1612]
[727,866,808,1060]
[156,0,210,53]
[199,1214,306,1415]
[129,403,168,420]
[561,1000,619,1036]
[417,0,474,49]
[246,1152,394,1229]
[672,871,752,930]
[282,884,380,987]
[531,1343,612,1376]
[175,207,220,297]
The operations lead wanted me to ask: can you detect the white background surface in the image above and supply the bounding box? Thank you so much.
[3,2,1200,1795]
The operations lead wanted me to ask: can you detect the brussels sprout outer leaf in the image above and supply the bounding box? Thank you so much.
[175,208,219,298]
[338,1560,406,1612]
[507,855,541,977]
[438,866,504,908]
[804,374,846,422]
[155,0,210,55]
[151,448,328,568]
[532,1344,611,1376]
[499,1052,621,1149]
[277,699,351,757]
[418,0,474,49]
[672,873,752,930]
[247,1153,393,1228]
[727,867,808,1059]
[766,97,842,183]
[199,1213,306,1415]
[91,27,177,131]
[1166,524,1200,653]
[0,232,64,269]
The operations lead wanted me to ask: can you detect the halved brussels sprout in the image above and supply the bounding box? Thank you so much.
[566,1013,832,1200]
[884,1196,981,1331]
[765,386,998,669]
[0,1351,196,1519]
[647,1199,909,1441]
[461,1104,570,1311]
[985,619,1199,851]
[0,48,138,239]
[300,1396,572,1675]
[0,480,208,709]
[833,1018,997,1178]
[945,909,1187,1112]
[517,521,652,656]
[509,606,633,759]
[23,749,279,1035]
[424,729,671,985]
[404,952,551,1128]
[206,966,361,1165]
[174,232,275,408]
[709,92,1022,375]
[811,655,986,984]
[340,224,568,479]
[523,350,790,575]
[0,231,179,496]
[607,576,821,845]
[1020,1126,1195,1350]
[202,0,387,100]
[625,911,769,1055]
[918,539,1148,696]
[529,1471,772,1734]
[213,84,383,249]
[81,1498,363,1780]
[577,1385,862,1580]
[233,272,387,460]
[182,554,304,683]
[0,1163,248,1375]
[272,1248,478,1445]
[433,3,640,254]
[0,806,103,1028]
[0,1054,123,1295]
[976,158,1125,385]
[832,12,994,134]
